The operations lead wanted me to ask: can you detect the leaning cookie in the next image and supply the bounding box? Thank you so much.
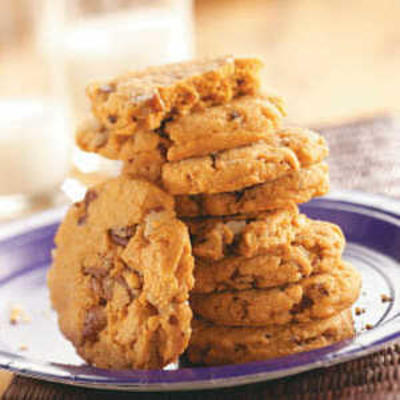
[48,177,194,369]
[187,309,354,366]
[191,262,361,326]
[175,162,329,217]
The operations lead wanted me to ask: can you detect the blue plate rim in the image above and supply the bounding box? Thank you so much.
[0,189,399,391]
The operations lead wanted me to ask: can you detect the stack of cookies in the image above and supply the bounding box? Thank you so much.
[50,56,361,369]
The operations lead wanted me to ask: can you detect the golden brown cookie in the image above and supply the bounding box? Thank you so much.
[166,127,327,195]
[186,205,299,261]
[176,162,329,217]
[191,262,361,326]
[86,56,262,135]
[187,309,355,366]
[77,95,285,163]
[48,177,194,369]
[162,127,328,195]
[188,209,344,262]
[162,142,299,195]
[192,218,345,293]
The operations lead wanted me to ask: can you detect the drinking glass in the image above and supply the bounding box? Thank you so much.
[0,1,71,219]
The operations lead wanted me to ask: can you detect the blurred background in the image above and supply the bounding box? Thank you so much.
[1,0,399,219]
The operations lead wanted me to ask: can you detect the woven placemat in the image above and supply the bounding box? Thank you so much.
[3,345,400,399]
[318,113,400,198]
[2,114,400,400]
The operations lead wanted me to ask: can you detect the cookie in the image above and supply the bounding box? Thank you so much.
[175,162,329,217]
[187,309,354,366]
[86,56,262,135]
[191,261,361,326]
[163,143,299,195]
[192,219,345,293]
[187,205,299,261]
[188,209,344,261]
[77,94,286,163]
[162,126,328,195]
[48,177,194,369]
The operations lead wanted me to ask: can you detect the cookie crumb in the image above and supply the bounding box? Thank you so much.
[9,305,31,325]
[381,294,393,303]
[355,307,366,316]
[365,323,374,330]
[19,344,28,351]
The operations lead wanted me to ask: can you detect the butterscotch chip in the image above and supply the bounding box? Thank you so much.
[77,94,286,163]
[48,177,194,369]
[86,56,262,135]
[176,163,329,217]
[192,217,345,293]
[187,310,355,366]
[191,262,361,326]
[162,127,328,195]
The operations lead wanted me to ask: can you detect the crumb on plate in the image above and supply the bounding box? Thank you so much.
[381,294,393,303]
[355,307,366,316]
[9,305,31,325]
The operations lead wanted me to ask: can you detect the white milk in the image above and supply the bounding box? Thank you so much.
[0,99,70,196]
[46,1,194,118]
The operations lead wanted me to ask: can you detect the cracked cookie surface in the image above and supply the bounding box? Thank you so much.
[190,262,361,326]
[86,56,262,135]
[175,162,329,217]
[163,95,286,161]
[48,177,194,369]
[187,309,354,365]
[77,95,285,164]
[192,215,345,293]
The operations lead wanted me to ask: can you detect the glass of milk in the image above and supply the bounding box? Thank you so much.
[37,0,194,176]
[0,2,72,219]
